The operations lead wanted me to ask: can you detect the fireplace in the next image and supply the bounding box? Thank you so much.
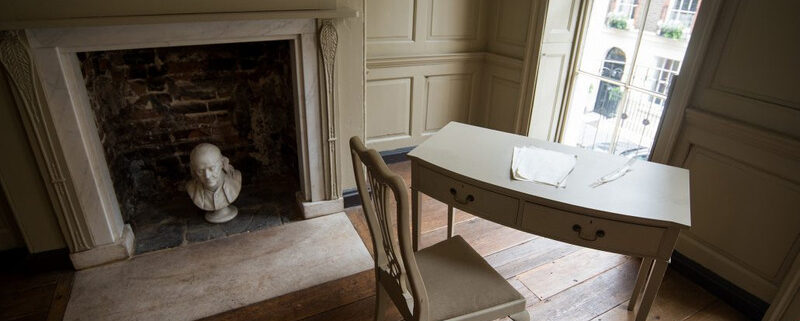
[11,18,344,268]
[77,41,305,253]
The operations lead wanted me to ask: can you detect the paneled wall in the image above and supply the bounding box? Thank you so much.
[481,0,533,134]
[363,0,542,154]
[366,0,488,57]
[487,0,531,60]
[663,0,800,307]
[670,110,800,303]
[364,0,490,152]
[480,54,523,133]
[365,55,483,151]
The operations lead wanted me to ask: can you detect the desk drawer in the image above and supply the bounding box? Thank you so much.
[520,202,664,257]
[416,165,518,226]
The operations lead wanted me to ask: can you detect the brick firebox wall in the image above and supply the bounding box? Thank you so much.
[78,41,298,221]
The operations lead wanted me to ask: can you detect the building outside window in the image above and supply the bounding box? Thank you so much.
[594,48,627,118]
[646,57,681,104]
[607,0,639,30]
[613,0,639,19]
[668,0,700,28]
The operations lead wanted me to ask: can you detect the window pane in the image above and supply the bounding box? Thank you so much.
[611,89,665,158]
[631,55,680,94]
[630,0,699,93]
[562,73,628,153]
[576,0,640,83]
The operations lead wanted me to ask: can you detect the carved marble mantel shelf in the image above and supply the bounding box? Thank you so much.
[0,8,358,31]
[0,6,355,269]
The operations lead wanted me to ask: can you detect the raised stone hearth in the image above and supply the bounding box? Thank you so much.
[63,213,372,320]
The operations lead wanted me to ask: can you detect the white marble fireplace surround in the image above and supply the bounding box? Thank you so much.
[22,18,343,269]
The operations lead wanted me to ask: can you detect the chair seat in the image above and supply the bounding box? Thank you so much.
[415,235,527,320]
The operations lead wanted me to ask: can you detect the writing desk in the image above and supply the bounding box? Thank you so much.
[407,122,690,321]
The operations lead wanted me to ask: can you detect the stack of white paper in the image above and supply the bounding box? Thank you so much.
[511,146,577,187]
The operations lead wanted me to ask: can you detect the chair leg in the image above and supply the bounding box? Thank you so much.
[447,205,455,238]
[509,310,530,321]
[375,282,390,321]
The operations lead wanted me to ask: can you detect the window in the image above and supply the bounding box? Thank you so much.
[668,0,700,28]
[612,0,639,19]
[593,48,627,118]
[645,57,680,104]
[559,0,702,158]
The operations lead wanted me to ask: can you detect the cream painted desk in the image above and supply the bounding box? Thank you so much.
[407,122,690,321]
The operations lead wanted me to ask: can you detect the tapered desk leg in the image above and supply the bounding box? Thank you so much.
[412,188,421,252]
[635,259,668,321]
[447,205,455,239]
[629,257,654,311]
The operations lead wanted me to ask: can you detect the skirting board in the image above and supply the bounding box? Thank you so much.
[69,224,134,270]
[343,146,414,208]
[671,250,768,320]
[379,146,414,164]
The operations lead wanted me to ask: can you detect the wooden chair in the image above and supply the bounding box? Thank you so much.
[350,136,530,321]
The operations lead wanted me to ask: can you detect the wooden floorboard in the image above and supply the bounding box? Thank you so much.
[486,237,581,279]
[46,272,74,321]
[202,270,375,321]
[589,269,717,321]
[528,260,639,321]
[420,217,535,256]
[306,160,749,321]
[2,159,750,321]
[517,248,631,300]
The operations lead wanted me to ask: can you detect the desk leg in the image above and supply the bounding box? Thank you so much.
[628,257,654,311]
[412,188,421,252]
[635,259,668,321]
[447,205,455,239]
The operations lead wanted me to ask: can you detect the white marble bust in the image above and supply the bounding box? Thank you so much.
[186,143,242,223]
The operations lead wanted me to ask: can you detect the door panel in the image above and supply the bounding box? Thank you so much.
[529,43,571,141]
[527,0,580,141]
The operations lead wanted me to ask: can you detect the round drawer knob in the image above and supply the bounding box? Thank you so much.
[596,230,605,238]
[572,224,581,232]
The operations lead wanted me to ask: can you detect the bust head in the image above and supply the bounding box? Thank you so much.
[190,143,226,191]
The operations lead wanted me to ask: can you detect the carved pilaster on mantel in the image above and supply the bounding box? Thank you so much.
[318,19,340,199]
[0,30,93,252]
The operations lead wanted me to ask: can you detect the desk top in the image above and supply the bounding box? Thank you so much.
[407,122,691,228]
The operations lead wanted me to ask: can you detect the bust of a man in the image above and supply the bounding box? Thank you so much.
[186,143,242,223]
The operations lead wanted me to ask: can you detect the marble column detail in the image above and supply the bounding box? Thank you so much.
[0,30,92,252]
[318,19,340,199]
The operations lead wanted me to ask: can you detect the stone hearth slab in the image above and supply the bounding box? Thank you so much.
[63,212,372,320]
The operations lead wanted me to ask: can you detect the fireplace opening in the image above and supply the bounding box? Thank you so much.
[77,40,302,254]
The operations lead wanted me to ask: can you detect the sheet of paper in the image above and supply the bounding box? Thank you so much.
[511,146,577,187]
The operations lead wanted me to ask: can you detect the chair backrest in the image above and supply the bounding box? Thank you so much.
[349,136,429,320]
